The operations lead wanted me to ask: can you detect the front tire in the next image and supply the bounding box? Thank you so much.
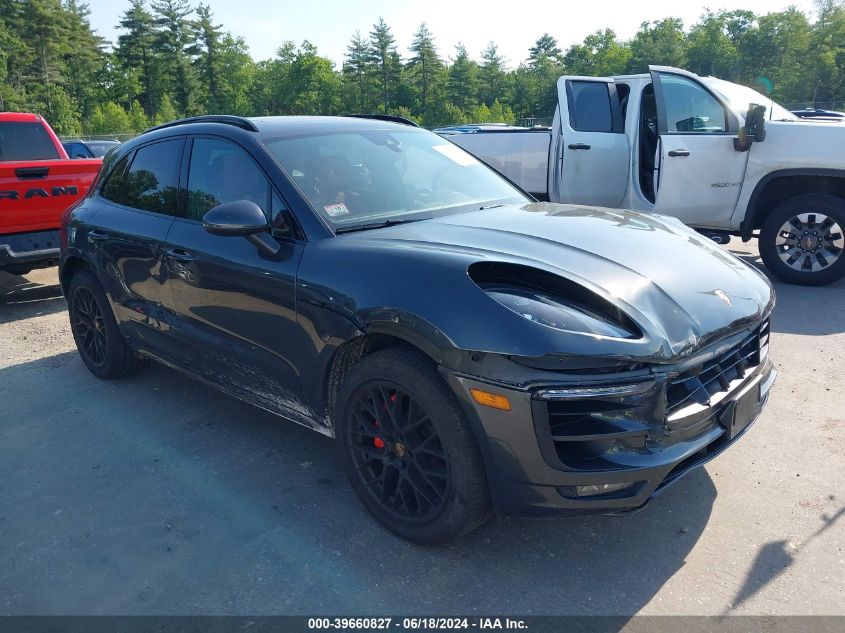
[759,194,845,286]
[67,269,146,379]
[336,346,491,544]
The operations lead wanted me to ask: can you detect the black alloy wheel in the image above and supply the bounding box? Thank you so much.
[337,346,491,544]
[71,285,108,367]
[67,270,147,379]
[346,381,451,523]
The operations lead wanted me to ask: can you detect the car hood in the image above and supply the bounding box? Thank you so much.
[353,203,774,360]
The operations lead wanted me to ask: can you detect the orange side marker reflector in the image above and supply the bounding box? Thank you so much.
[469,388,511,411]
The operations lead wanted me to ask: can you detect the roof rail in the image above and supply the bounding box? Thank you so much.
[346,114,420,128]
[145,115,259,133]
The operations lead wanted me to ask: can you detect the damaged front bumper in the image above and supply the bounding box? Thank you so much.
[442,319,776,516]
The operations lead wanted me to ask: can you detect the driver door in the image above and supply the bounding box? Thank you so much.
[164,136,314,426]
[649,67,750,227]
[550,76,630,207]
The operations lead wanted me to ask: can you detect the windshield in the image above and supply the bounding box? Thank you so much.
[704,77,798,122]
[261,128,528,230]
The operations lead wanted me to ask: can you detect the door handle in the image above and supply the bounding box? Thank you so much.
[166,248,194,263]
[15,166,49,179]
[567,143,591,150]
[88,230,109,241]
[668,149,690,157]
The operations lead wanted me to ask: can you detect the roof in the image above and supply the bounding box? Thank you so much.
[248,115,426,138]
[0,112,42,123]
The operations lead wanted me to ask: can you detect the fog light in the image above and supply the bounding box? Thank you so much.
[558,481,637,498]
[469,388,511,411]
[576,482,632,496]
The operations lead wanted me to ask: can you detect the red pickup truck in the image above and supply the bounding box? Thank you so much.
[1,112,102,275]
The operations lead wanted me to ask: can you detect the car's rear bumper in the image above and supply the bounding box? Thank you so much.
[0,230,60,270]
[443,324,776,517]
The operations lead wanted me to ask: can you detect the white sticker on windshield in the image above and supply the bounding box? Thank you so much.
[433,143,478,167]
[324,203,349,217]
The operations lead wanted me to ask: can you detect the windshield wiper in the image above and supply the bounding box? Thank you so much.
[334,218,425,234]
[478,203,507,210]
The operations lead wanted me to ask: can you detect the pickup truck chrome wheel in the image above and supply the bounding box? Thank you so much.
[775,212,843,272]
[760,194,845,286]
[337,346,491,544]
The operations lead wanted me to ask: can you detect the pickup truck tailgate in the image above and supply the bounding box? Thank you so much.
[0,159,101,234]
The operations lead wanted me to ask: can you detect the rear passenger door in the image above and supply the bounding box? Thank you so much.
[164,136,312,425]
[89,137,184,350]
[551,76,630,208]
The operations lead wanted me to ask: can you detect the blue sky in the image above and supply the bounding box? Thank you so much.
[84,0,819,68]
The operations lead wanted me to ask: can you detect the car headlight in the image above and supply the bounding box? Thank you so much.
[484,285,637,338]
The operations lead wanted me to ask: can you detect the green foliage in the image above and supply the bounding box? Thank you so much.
[3,0,845,134]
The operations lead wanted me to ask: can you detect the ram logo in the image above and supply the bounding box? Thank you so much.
[0,186,79,201]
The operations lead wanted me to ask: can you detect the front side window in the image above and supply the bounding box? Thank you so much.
[186,137,271,221]
[660,74,727,133]
[569,81,613,132]
[122,139,183,214]
[262,128,527,230]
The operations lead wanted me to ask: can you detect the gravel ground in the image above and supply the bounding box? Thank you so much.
[1,238,843,616]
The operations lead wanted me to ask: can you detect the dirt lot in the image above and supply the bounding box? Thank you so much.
[1,239,843,616]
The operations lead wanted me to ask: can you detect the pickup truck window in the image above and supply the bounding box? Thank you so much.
[0,122,61,161]
[121,139,183,215]
[569,81,613,132]
[660,74,727,134]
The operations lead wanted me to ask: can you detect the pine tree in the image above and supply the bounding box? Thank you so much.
[190,3,223,112]
[116,0,157,116]
[408,23,443,118]
[368,18,400,113]
[343,30,372,112]
[151,0,200,116]
[479,42,508,106]
[447,43,479,112]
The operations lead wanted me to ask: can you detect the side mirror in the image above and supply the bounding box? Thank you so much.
[734,103,767,152]
[202,200,268,236]
[202,200,282,258]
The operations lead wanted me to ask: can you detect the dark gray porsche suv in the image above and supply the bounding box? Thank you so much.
[60,115,776,544]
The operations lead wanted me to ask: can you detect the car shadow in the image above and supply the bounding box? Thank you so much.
[726,247,845,336]
[0,270,66,323]
[1,352,716,616]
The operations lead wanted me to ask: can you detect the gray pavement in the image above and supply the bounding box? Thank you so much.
[0,239,843,615]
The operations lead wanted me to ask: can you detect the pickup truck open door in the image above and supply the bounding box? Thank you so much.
[550,76,629,207]
[648,66,750,227]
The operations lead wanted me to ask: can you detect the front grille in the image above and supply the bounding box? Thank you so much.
[666,320,769,426]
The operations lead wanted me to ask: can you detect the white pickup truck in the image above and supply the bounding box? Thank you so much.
[441,66,845,286]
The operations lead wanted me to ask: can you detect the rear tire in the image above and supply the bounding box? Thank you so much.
[67,269,146,379]
[336,346,491,544]
[759,194,845,286]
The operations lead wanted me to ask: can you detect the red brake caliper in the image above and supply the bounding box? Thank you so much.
[373,392,397,449]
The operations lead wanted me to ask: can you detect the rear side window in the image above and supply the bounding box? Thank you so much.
[101,154,132,203]
[569,82,613,132]
[122,139,184,214]
[0,122,61,161]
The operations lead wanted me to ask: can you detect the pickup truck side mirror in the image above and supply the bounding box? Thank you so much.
[202,200,282,258]
[734,103,767,152]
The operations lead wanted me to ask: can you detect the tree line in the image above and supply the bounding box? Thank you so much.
[1,0,844,136]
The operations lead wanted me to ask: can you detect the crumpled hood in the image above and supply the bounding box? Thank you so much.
[360,203,774,359]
